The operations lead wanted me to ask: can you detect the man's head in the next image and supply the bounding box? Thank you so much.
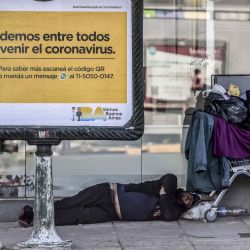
[18,205,34,227]
[178,191,193,209]
[176,189,199,210]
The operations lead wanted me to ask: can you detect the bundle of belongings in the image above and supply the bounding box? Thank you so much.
[183,84,250,220]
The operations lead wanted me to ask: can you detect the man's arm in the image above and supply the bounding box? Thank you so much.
[126,174,184,221]
[125,174,178,198]
[125,180,160,197]
[159,174,178,194]
[159,187,184,221]
[158,175,185,221]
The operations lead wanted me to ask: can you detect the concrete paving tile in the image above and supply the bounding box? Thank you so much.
[192,239,250,249]
[179,218,250,238]
[180,217,248,229]
[0,225,32,247]
[119,236,192,248]
[57,225,120,249]
[79,248,121,250]
[0,223,120,250]
[115,228,183,237]
[114,221,181,232]
[195,246,250,250]
[72,223,114,230]
[114,221,179,230]
[2,219,250,250]
[68,237,121,249]
[12,247,121,250]
[113,221,181,237]
[124,247,194,250]
[57,223,117,237]
[180,231,250,240]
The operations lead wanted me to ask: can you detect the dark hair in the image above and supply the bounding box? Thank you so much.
[19,205,34,225]
[176,188,184,199]
[176,189,200,207]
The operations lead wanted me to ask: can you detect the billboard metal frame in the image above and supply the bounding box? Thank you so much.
[0,0,144,144]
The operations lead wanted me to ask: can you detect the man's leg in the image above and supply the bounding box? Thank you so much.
[54,206,117,226]
[54,183,112,209]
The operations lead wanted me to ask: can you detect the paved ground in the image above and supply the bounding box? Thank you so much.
[1,217,250,249]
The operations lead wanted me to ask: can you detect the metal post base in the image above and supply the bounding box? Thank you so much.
[16,144,72,249]
[17,227,72,248]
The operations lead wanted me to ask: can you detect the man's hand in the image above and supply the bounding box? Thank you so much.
[153,210,161,218]
[160,185,166,195]
[153,206,161,218]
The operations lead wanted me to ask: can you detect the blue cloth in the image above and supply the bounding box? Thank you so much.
[117,184,159,221]
[185,111,230,192]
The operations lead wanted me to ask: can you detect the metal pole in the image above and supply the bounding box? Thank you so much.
[17,144,72,248]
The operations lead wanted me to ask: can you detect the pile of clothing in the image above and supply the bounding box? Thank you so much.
[185,84,250,193]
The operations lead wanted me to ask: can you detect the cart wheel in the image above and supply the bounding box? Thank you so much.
[204,209,217,222]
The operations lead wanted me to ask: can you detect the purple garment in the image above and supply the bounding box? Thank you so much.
[213,116,250,159]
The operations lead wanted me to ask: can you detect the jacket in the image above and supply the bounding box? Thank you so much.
[185,111,230,192]
[125,174,186,221]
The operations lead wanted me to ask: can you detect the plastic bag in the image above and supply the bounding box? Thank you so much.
[182,201,212,220]
[204,93,248,124]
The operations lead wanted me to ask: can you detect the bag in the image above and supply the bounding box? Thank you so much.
[204,93,248,124]
[182,201,212,221]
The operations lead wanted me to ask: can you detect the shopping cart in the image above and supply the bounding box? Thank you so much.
[204,157,250,222]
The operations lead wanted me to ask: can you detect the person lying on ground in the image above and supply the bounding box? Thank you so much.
[18,174,201,227]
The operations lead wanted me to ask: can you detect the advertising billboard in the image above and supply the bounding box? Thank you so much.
[0,0,144,141]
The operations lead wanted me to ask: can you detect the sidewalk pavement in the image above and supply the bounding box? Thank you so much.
[1,217,250,250]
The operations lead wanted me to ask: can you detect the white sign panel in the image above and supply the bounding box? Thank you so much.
[0,0,132,127]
